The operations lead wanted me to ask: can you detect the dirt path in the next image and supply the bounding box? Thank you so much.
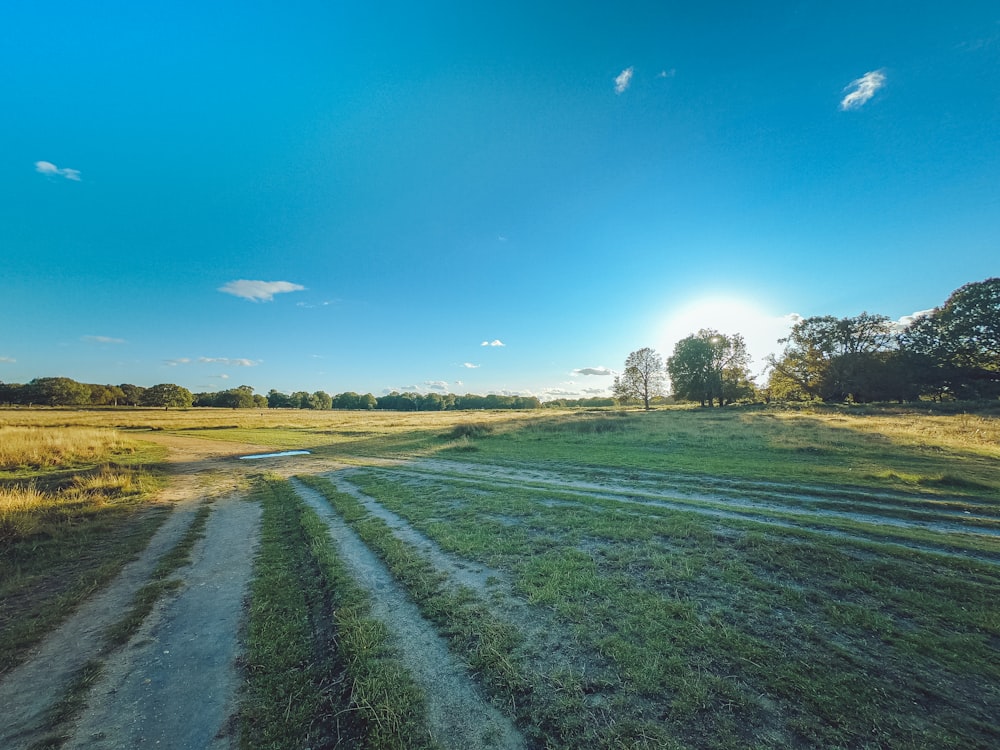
[64,493,261,749]
[0,433,281,750]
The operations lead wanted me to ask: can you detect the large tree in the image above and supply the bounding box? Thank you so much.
[901,278,1000,399]
[667,330,754,407]
[767,313,899,402]
[613,347,665,410]
[27,377,91,406]
[140,383,194,408]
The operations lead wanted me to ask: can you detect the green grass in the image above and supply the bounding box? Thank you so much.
[240,477,432,750]
[324,465,1000,749]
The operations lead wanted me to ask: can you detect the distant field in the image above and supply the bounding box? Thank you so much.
[2,404,998,747]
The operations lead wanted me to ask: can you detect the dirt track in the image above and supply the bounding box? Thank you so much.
[0,434,310,750]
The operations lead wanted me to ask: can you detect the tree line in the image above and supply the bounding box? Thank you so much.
[615,278,999,407]
[0,379,543,411]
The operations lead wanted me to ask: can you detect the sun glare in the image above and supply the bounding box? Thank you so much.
[660,296,798,373]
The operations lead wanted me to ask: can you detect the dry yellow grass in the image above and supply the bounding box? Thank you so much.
[0,425,135,469]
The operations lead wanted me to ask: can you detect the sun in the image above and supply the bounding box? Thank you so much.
[660,296,798,373]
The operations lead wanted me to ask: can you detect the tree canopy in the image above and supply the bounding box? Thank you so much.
[667,330,754,407]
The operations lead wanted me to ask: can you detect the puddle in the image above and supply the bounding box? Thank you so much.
[238,450,311,460]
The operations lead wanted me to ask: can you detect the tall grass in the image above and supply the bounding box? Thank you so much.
[0,426,134,469]
[0,423,165,674]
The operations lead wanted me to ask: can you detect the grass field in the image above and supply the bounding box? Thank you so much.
[2,404,998,748]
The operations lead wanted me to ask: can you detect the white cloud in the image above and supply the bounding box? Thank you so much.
[615,67,634,94]
[0,356,15,363]
[893,308,935,331]
[164,358,191,366]
[657,68,676,79]
[480,339,505,347]
[82,335,126,344]
[573,366,613,377]
[462,362,480,369]
[219,279,306,302]
[425,380,449,392]
[840,70,885,111]
[35,160,81,181]
[198,357,260,367]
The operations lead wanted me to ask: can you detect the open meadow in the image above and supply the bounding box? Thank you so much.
[1,404,999,748]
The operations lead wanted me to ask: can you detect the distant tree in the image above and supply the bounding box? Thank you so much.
[140,383,194,408]
[267,389,292,408]
[214,385,256,408]
[253,394,268,408]
[309,390,333,410]
[27,377,91,406]
[901,278,1000,399]
[613,347,665,410]
[0,382,26,405]
[119,384,146,406]
[290,391,311,409]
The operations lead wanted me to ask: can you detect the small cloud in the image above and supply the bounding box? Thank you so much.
[840,70,885,111]
[297,299,337,309]
[573,366,613,377]
[164,358,191,366]
[35,160,81,181]
[498,235,508,242]
[894,308,935,331]
[462,362,480,369]
[425,380,449,392]
[82,335,126,344]
[455,380,464,387]
[657,68,676,79]
[615,66,634,94]
[0,356,15,363]
[480,339,505,347]
[198,357,260,367]
[219,279,305,302]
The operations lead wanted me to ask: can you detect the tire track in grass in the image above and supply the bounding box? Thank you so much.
[290,478,526,750]
[382,461,1000,564]
[298,474,667,748]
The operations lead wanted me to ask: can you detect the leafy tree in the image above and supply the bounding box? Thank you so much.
[613,347,665,410]
[309,390,333,410]
[0,382,26,405]
[901,277,1000,399]
[119,384,146,406]
[267,389,292,408]
[767,313,899,402]
[214,385,256,408]
[667,330,753,407]
[27,377,91,406]
[140,383,194,408]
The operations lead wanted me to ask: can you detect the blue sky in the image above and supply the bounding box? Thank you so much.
[3,2,998,400]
